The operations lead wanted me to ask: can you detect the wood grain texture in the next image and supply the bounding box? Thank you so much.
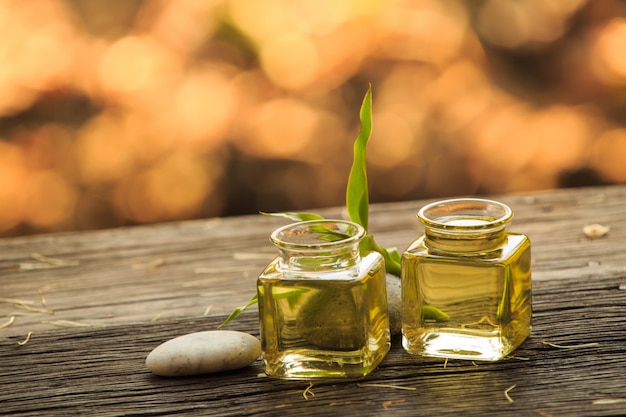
[2,185,625,337]
[1,276,625,417]
[1,185,626,416]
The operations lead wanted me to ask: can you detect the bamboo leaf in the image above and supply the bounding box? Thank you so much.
[217,294,258,329]
[346,85,373,231]
[262,212,349,241]
[361,235,401,277]
[222,85,408,327]
[422,305,450,321]
[387,247,402,264]
[377,246,402,277]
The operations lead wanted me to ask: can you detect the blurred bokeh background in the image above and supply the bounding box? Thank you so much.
[1,0,625,237]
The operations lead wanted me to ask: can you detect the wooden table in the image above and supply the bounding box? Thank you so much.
[2,185,625,416]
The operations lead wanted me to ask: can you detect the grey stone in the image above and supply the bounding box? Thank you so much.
[387,273,402,336]
[146,330,261,376]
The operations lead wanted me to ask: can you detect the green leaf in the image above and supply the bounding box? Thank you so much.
[361,235,401,277]
[422,305,450,322]
[387,247,402,264]
[222,85,405,327]
[217,294,258,329]
[315,230,351,242]
[262,211,349,241]
[261,212,326,222]
[377,246,402,277]
[271,287,309,299]
[346,85,373,231]
[272,287,309,309]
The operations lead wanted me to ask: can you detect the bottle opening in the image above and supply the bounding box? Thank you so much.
[270,220,365,252]
[418,199,513,235]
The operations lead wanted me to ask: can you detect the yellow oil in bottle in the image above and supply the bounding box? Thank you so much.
[401,199,532,361]
[259,251,390,379]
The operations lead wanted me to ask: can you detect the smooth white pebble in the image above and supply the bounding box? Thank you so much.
[146,330,261,377]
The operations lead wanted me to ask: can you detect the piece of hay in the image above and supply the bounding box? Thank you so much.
[13,303,54,315]
[592,398,626,405]
[505,355,530,361]
[0,297,36,305]
[0,316,16,329]
[17,331,33,345]
[382,399,406,409]
[504,384,516,403]
[302,382,315,400]
[541,340,599,349]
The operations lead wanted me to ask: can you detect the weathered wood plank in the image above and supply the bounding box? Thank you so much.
[0,186,626,336]
[1,185,625,338]
[1,275,625,417]
[1,185,625,416]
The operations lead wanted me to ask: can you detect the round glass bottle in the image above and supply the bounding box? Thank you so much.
[258,220,390,379]
[401,199,532,361]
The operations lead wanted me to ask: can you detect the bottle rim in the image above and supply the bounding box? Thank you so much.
[270,219,365,251]
[417,198,513,232]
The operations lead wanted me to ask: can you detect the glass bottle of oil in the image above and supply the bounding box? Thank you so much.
[401,198,531,361]
[258,219,390,379]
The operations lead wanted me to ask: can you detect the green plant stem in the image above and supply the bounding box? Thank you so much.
[219,85,404,328]
[364,236,402,277]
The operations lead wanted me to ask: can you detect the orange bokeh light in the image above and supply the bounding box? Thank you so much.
[591,18,626,85]
[0,0,625,237]
[240,98,319,159]
[98,36,179,98]
[591,129,626,182]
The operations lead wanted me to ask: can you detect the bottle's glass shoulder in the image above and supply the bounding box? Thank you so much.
[259,257,282,281]
[404,233,530,263]
[259,252,384,282]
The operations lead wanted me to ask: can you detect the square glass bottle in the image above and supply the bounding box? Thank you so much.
[258,220,390,379]
[401,199,532,361]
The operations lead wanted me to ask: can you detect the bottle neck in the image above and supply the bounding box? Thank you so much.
[277,246,361,270]
[423,224,507,253]
[271,220,364,271]
[418,199,513,254]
